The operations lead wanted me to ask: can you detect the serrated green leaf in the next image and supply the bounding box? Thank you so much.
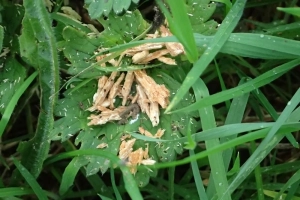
[59,157,89,195]
[85,0,140,18]
[0,25,3,50]
[51,81,96,141]
[186,0,216,26]
[0,58,26,114]
[99,10,150,42]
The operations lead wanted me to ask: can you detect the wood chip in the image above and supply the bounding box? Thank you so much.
[121,71,135,106]
[108,73,125,109]
[149,102,160,126]
[134,70,170,109]
[136,84,150,116]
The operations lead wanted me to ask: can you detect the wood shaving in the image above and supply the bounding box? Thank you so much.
[139,127,154,138]
[134,70,170,109]
[97,143,108,149]
[108,73,125,109]
[157,56,176,65]
[160,25,185,57]
[121,134,131,141]
[121,71,135,106]
[118,138,155,174]
[154,128,165,139]
[136,84,150,116]
[89,26,178,127]
[149,102,160,126]
[119,138,136,160]
[87,106,126,125]
[139,127,165,139]
[141,159,156,165]
[95,25,184,66]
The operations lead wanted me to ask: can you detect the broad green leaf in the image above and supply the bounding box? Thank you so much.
[61,10,149,77]
[51,80,96,141]
[98,10,149,42]
[51,68,198,182]
[186,0,218,36]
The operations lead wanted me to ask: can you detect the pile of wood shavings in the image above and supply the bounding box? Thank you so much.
[87,70,170,127]
[95,25,185,67]
[97,128,165,174]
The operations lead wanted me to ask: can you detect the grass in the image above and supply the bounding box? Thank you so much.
[0,0,300,199]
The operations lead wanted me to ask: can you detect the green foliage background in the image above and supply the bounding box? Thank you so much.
[0,0,300,199]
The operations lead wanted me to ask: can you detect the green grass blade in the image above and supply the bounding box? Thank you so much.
[221,78,250,169]
[0,187,33,197]
[168,167,175,200]
[59,158,84,195]
[169,58,300,114]
[13,159,48,200]
[253,89,299,148]
[193,79,230,200]
[156,0,198,62]
[166,0,246,113]
[250,142,264,200]
[152,123,300,169]
[190,150,208,200]
[18,0,60,178]
[222,89,300,198]
[274,169,300,200]
[0,72,37,138]
[285,179,300,200]
[277,7,300,17]
[110,167,122,200]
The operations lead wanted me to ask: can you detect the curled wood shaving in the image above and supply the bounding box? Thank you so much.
[160,25,185,57]
[132,50,149,64]
[136,49,170,64]
[157,56,176,65]
[125,43,164,55]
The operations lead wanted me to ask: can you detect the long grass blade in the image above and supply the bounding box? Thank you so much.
[165,0,247,113]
